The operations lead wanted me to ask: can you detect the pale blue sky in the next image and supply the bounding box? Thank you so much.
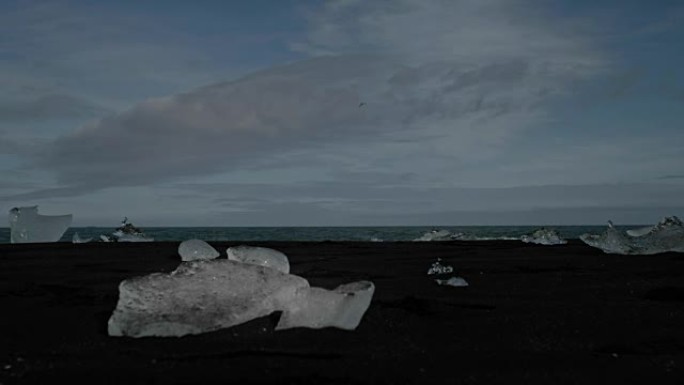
[1,0,683,226]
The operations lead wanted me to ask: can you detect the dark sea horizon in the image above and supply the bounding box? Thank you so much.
[0,225,646,244]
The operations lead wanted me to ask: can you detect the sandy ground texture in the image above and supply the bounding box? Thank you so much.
[1,240,684,384]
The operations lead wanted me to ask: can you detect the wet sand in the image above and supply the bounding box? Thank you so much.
[1,240,684,384]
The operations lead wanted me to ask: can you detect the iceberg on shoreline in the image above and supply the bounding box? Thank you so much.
[8,206,72,244]
[108,242,374,337]
[106,217,154,242]
[580,216,684,255]
[520,227,567,245]
[414,229,463,241]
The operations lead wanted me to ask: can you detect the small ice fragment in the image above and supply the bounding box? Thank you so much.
[100,235,112,242]
[8,206,72,243]
[111,217,154,242]
[275,281,375,331]
[435,277,469,287]
[72,232,92,244]
[226,245,290,274]
[178,239,219,262]
[520,227,567,245]
[108,260,309,337]
[427,259,454,275]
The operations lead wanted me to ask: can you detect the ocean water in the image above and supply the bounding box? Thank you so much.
[0,225,641,244]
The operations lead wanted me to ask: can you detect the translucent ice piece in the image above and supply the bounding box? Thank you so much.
[626,226,652,237]
[275,281,375,331]
[8,206,72,243]
[108,260,309,337]
[580,217,684,255]
[178,239,219,261]
[435,277,469,287]
[100,235,112,242]
[427,259,454,275]
[72,232,92,244]
[226,245,290,274]
[520,227,567,245]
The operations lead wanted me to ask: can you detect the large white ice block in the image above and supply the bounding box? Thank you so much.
[178,239,220,261]
[580,217,684,255]
[9,206,72,243]
[226,245,290,274]
[275,281,375,331]
[108,260,309,337]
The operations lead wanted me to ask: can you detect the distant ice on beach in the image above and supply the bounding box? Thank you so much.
[520,227,567,245]
[414,228,518,242]
[8,206,72,244]
[72,232,92,244]
[580,216,684,255]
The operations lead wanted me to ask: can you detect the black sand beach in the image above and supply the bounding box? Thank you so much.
[1,241,684,384]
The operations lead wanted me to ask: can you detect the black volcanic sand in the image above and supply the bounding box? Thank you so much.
[2,241,684,384]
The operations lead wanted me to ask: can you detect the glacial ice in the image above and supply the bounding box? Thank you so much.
[435,277,469,287]
[626,226,652,237]
[520,227,567,245]
[427,259,454,275]
[414,229,462,241]
[110,218,154,242]
[226,245,290,274]
[99,235,112,242]
[580,217,684,255]
[72,232,92,244]
[275,281,375,331]
[8,206,72,243]
[108,260,310,337]
[178,239,220,261]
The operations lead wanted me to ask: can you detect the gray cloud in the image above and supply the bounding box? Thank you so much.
[0,94,110,123]
[17,0,602,199]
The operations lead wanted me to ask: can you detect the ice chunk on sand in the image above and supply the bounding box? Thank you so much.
[427,259,454,275]
[8,206,72,243]
[520,227,567,245]
[178,239,219,262]
[627,216,683,237]
[580,217,684,255]
[99,235,112,242]
[72,232,92,244]
[435,277,469,287]
[275,281,375,331]
[108,260,309,337]
[626,226,653,237]
[226,245,290,274]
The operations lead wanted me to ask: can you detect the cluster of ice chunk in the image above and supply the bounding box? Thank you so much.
[108,241,374,337]
[426,258,468,288]
[520,227,567,245]
[427,259,454,275]
[8,206,72,244]
[580,216,684,255]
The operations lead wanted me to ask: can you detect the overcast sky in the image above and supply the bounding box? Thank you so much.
[1,0,683,226]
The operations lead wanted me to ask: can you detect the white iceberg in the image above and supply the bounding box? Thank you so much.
[435,277,469,287]
[275,281,375,331]
[580,217,684,255]
[108,260,310,338]
[72,232,92,244]
[8,206,72,243]
[520,227,567,245]
[111,217,154,242]
[178,239,219,262]
[427,259,454,275]
[226,245,290,274]
[414,229,463,241]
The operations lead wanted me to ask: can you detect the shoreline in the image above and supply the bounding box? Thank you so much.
[2,241,683,383]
